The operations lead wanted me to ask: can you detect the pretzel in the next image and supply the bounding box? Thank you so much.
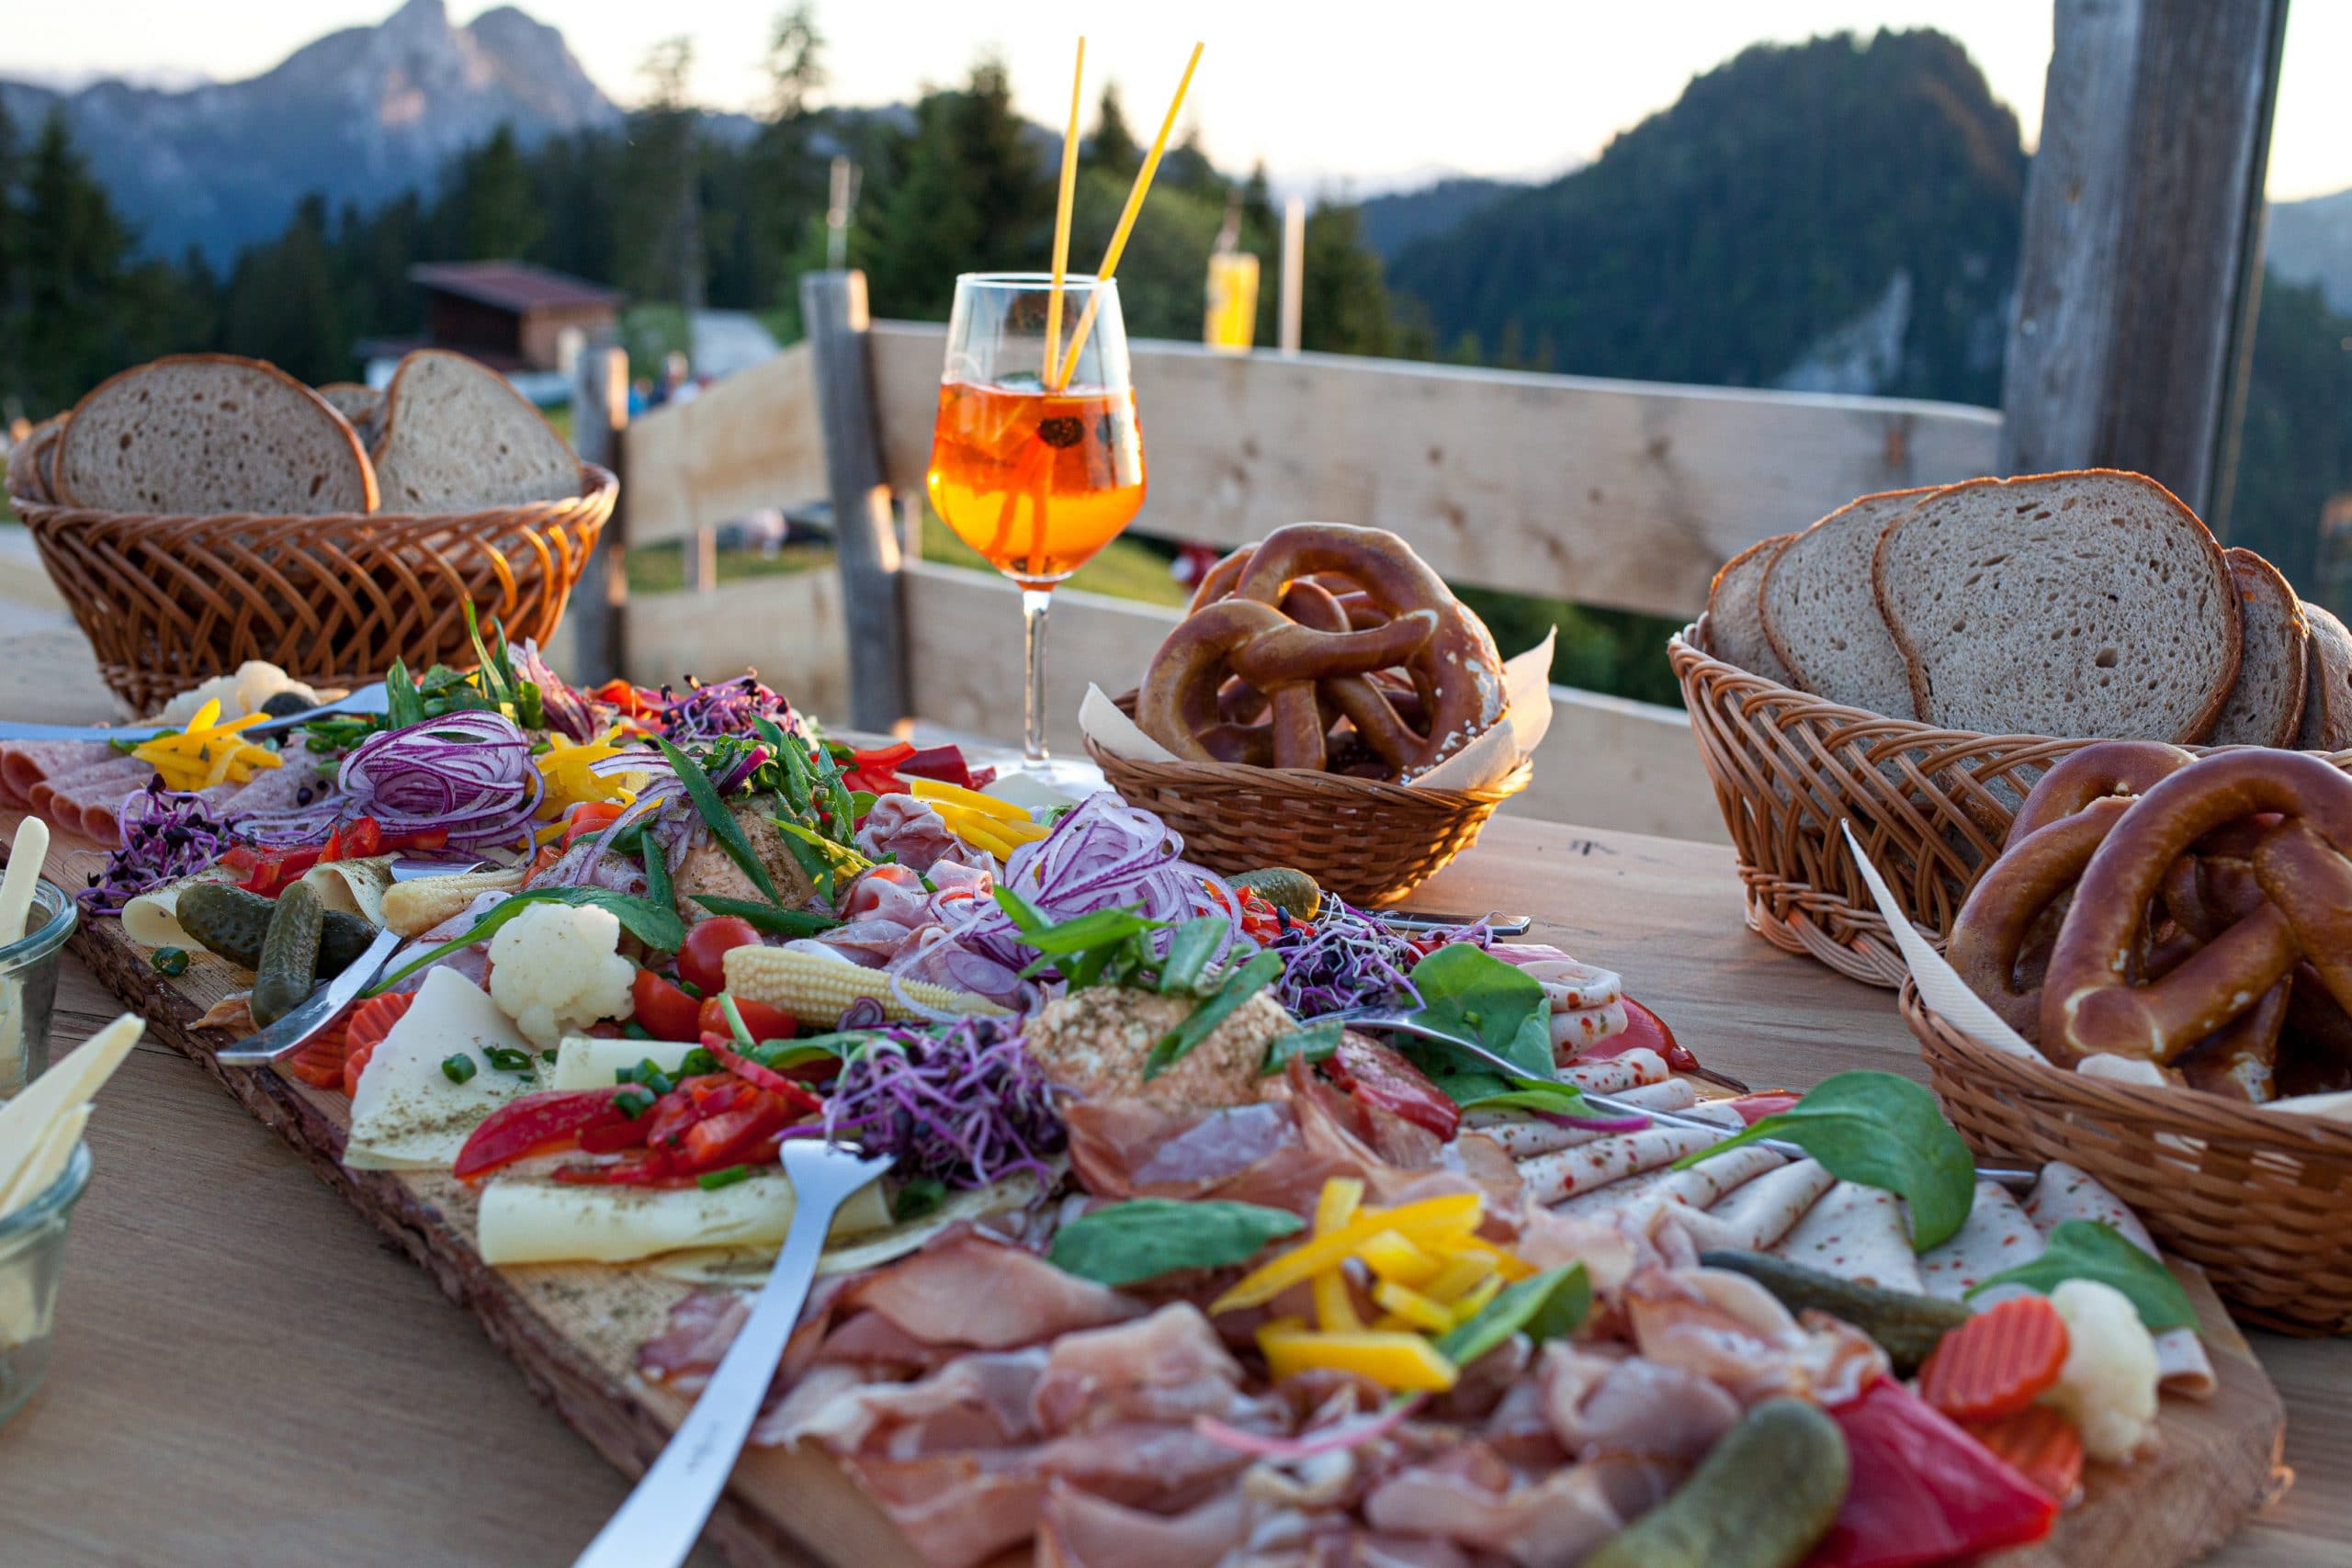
[2041,750,2352,1067]
[1143,523,1506,779]
[1950,797,2133,1042]
[2007,741,2194,844]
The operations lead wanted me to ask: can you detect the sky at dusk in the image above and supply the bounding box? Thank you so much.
[9,1,2348,202]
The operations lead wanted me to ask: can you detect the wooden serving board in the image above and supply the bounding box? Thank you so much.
[12,811,2288,1568]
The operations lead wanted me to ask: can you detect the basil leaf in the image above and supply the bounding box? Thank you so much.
[1261,1020,1345,1076]
[1046,1198,1303,1286]
[1145,951,1284,1080]
[1157,916,1228,997]
[1674,1070,1973,1251]
[1435,1263,1589,1368]
[1965,1220,2198,1333]
[656,738,783,904]
[368,886,685,994]
[1402,944,1555,1078]
[690,894,838,937]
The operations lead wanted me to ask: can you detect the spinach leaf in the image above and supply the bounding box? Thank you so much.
[1261,1021,1345,1076]
[690,895,839,937]
[1047,1198,1303,1286]
[1144,951,1284,1081]
[1156,916,1228,997]
[1402,944,1554,1078]
[1435,1263,1589,1368]
[1424,1069,1598,1120]
[655,738,784,904]
[1674,1070,1974,1251]
[368,886,685,994]
[1965,1220,2198,1333]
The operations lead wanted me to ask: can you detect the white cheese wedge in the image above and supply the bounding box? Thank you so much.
[121,867,240,949]
[477,1168,891,1266]
[0,1102,88,1217]
[344,968,537,1170]
[0,1014,141,1198]
[548,1034,698,1092]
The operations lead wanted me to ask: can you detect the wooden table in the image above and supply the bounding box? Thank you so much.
[0,639,2343,1565]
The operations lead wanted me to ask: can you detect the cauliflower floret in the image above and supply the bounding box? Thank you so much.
[2041,1279,2159,1462]
[488,902,635,1048]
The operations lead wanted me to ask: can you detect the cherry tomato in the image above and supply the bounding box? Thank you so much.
[630,968,702,1041]
[679,917,762,996]
[696,994,794,1045]
[562,800,628,847]
[1327,1036,1461,1140]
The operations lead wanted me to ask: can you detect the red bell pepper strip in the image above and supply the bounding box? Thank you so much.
[1326,1035,1462,1140]
[707,1040,825,1114]
[893,745,978,790]
[592,678,662,720]
[1805,1378,2059,1568]
[840,740,917,797]
[453,1089,635,1181]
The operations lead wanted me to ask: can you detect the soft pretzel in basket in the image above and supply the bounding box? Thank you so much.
[1952,742,2352,1101]
[1138,523,1506,781]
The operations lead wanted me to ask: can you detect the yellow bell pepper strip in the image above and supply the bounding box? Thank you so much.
[1450,1237,1536,1283]
[1420,1253,1496,1306]
[1356,1229,1443,1289]
[1449,1274,1505,1324]
[1259,1320,1460,1393]
[533,728,642,820]
[1311,1178,1366,1333]
[131,699,283,792]
[1210,1191,1482,1314]
[1373,1280,1459,1335]
[907,775,1035,823]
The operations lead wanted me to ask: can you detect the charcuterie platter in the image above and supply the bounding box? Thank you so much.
[0,608,2288,1568]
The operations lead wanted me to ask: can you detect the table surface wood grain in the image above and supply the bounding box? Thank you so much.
[0,633,2343,1567]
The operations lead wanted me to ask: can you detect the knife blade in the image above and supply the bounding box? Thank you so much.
[214,927,402,1065]
[0,682,391,747]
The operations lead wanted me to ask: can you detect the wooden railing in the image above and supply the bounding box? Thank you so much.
[594,296,2002,840]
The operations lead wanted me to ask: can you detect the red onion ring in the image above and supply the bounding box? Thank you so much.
[335,712,544,850]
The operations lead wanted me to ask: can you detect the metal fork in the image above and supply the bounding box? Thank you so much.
[570,1142,896,1568]
[214,928,402,1065]
[1320,1005,2037,1191]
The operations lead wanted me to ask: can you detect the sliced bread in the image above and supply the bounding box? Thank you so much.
[1705,533,1795,683]
[53,354,376,515]
[2209,548,2309,747]
[1871,470,2240,742]
[2298,603,2352,750]
[315,381,384,445]
[369,350,579,512]
[1759,487,1936,716]
[7,416,63,503]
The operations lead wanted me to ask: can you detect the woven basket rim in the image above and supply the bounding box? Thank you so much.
[1902,977,2352,1157]
[7,460,616,529]
[1092,687,1533,807]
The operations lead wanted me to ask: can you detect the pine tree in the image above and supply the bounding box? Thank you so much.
[217,193,347,383]
[1088,85,1140,178]
[18,109,139,412]
[865,59,1050,320]
[621,38,706,314]
[0,98,22,412]
[737,3,828,309]
[451,125,544,260]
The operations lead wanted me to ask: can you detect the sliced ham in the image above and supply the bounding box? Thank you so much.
[28,755,149,829]
[1770,1180,1923,1293]
[0,739,113,808]
[1538,1340,1740,1465]
[1519,1124,1715,1205]
[1664,1157,1837,1253]
[2024,1161,2216,1398]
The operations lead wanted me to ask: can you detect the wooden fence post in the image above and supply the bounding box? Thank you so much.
[1998,0,2289,518]
[801,270,911,734]
[569,344,629,683]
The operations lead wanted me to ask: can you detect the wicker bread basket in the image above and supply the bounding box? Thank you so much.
[1669,619,2352,988]
[7,463,614,712]
[1086,691,1531,907]
[1905,981,2352,1335]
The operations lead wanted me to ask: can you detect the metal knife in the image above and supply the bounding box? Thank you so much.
[1377,909,1533,937]
[0,682,392,747]
[214,928,402,1065]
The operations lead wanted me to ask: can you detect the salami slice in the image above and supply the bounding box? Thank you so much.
[1770,1179,1923,1293]
[29,756,151,830]
[1520,1124,1715,1206]
[0,739,116,808]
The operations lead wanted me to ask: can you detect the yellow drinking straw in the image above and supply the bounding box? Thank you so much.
[1043,38,1085,382]
[1052,40,1205,389]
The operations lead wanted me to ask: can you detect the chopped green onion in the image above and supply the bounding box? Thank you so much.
[892,1176,946,1222]
[696,1165,752,1191]
[676,1047,720,1078]
[482,1045,537,1073]
[621,1020,653,1041]
[615,1087,656,1119]
[440,1054,479,1085]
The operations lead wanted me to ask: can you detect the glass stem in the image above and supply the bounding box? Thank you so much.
[1021,587,1054,767]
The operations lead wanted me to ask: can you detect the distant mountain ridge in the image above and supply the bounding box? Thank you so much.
[1358,177,1528,261]
[2268,189,2352,315]
[0,0,619,263]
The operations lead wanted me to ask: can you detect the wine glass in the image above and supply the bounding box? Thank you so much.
[925,274,1147,785]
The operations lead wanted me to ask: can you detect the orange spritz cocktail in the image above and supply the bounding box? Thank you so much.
[926,380,1146,586]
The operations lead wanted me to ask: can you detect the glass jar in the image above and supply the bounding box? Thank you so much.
[0,1138,92,1427]
[0,879,76,1100]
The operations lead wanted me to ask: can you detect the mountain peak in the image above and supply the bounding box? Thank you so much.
[0,0,618,262]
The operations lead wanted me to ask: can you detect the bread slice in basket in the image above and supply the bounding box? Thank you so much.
[1872,470,2241,742]
[2209,548,2309,748]
[53,354,376,515]
[1704,533,1795,684]
[2299,603,2352,750]
[1760,487,1936,717]
[370,349,580,512]
[6,415,63,504]
[315,382,384,446]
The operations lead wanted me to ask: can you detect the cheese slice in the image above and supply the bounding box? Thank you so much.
[650,1172,1042,1287]
[0,1102,88,1218]
[0,1014,141,1198]
[121,866,240,949]
[344,968,537,1170]
[476,1168,891,1266]
[301,856,394,926]
[548,1034,698,1092]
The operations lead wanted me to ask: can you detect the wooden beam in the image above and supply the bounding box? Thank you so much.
[801,271,911,734]
[566,345,628,683]
[2000,0,2289,516]
[620,342,822,544]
